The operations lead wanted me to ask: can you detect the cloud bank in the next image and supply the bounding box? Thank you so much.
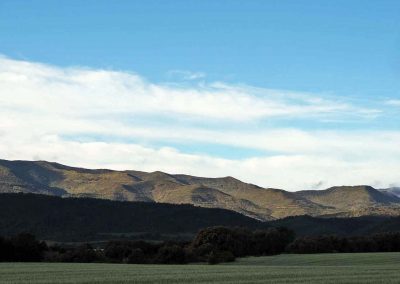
[0,56,399,190]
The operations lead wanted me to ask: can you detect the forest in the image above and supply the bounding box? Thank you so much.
[2,227,400,265]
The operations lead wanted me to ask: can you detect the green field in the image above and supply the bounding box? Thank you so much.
[1,253,400,283]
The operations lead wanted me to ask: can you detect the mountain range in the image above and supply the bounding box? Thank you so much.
[0,159,399,221]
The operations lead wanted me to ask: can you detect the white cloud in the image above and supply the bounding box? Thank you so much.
[0,56,399,190]
[0,56,377,122]
[386,99,400,107]
[1,134,399,191]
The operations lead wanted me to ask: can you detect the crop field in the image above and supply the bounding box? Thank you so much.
[1,253,400,283]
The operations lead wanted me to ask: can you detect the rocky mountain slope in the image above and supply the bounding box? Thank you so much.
[0,159,399,220]
[297,186,400,216]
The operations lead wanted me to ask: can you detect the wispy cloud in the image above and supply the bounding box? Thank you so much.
[0,56,398,190]
[167,70,206,80]
[386,99,400,107]
[0,56,378,122]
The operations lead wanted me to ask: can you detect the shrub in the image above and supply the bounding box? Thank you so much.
[155,244,188,264]
[8,233,47,262]
[126,248,145,264]
[207,250,235,265]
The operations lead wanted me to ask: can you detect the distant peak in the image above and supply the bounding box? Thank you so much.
[150,170,169,176]
[148,171,175,180]
[328,185,376,191]
[223,176,238,181]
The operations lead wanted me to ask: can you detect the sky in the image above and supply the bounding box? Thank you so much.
[0,0,399,190]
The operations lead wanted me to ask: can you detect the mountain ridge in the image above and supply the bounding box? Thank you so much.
[0,159,399,220]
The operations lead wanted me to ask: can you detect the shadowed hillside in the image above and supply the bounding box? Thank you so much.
[1,193,400,242]
[0,193,266,241]
[0,159,399,220]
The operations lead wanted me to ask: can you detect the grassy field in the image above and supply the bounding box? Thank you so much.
[1,253,400,283]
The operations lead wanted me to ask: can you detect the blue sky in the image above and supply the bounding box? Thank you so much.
[0,1,399,190]
[2,0,400,96]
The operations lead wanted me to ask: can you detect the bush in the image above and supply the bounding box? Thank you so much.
[191,226,294,259]
[104,241,132,262]
[4,233,48,262]
[285,233,400,254]
[191,227,252,257]
[104,240,161,263]
[155,244,188,264]
[207,250,235,265]
[252,227,295,255]
[126,248,145,264]
[70,244,101,263]
[0,236,13,262]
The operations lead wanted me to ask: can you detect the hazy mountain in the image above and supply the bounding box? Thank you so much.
[379,187,400,198]
[1,159,399,220]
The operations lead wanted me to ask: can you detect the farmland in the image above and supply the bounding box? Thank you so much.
[1,252,400,283]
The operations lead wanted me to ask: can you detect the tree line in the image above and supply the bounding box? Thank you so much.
[1,227,294,264]
[287,233,400,253]
[1,228,400,264]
